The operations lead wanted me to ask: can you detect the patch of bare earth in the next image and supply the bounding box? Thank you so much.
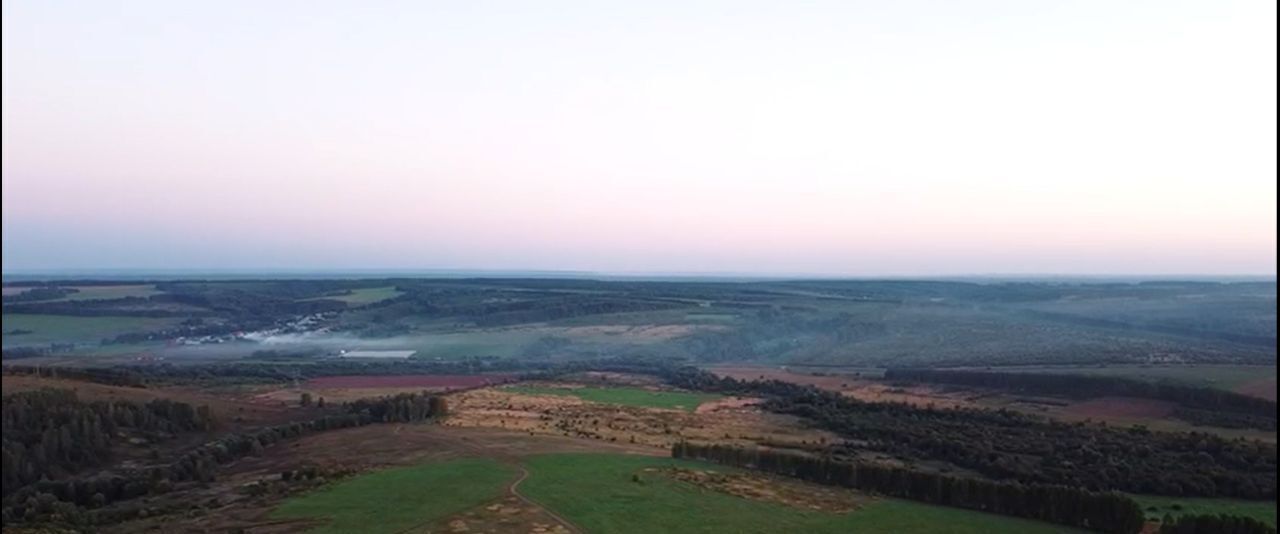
[444,388,836,452]
[246,374,521,406]
[647,466,873,513]
[251,385,452,405]
[417,496,572,534]
[695,396,761,413]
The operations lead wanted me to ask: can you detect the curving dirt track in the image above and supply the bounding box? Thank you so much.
[508,466,582,534]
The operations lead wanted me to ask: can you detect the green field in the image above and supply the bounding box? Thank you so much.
[305,286,404,306]
[55,285,164,302]
[271,459,513,533]
[685,312,739,323]
[5,285,164,302]
[1134,495,1276,527]
[1,314,179,347]
[520,454,1079,534]
[998,364,1275,390]
[505,385,722,412]
[409,333,527,359]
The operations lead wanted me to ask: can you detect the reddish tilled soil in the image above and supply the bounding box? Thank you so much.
[1060,396,1177,420]
[1235,377,1277,401]
[306,374,516,389]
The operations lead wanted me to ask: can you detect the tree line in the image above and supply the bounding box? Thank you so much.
[1,287,77,303]
[2,359,544,386]
[2,389,215,499]
[673,442,1146,534]
[647,365,1277,499]
[883,368,1276,430]
[1158,513,1276,534]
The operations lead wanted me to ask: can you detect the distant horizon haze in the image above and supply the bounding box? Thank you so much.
[1,267,1275,284]
[3,1,1275,275]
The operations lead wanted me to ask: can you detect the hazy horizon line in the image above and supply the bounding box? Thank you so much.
[2,267,1275,284]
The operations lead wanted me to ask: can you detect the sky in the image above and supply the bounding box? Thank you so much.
[2,0,1276,276]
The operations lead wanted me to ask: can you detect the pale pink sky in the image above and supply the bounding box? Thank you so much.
[2,1,1276,275]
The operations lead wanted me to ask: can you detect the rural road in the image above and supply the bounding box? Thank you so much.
[508,465,584,534]
[390,463,582,534]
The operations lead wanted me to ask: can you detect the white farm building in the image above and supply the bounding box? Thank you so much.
[338,350,417,359]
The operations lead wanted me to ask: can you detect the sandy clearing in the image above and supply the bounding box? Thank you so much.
[445,387,836,452]
[695,396,762,414]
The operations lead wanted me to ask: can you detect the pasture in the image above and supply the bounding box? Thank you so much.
[1,314,179,347]
[504,385,722,412]
[55,284,164,301]
[3,284,164,302]
[305,286,403,306]
[398,331,535,359]
[519,453,1080,534]
[270,458,513,533]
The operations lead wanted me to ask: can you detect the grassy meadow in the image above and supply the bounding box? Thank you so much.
[1,314,180,347]
[304,286,403,306]
[55,285,164,302]
[1134,495,1276,527]
[3,284,164,302]
[270,459,513,533]
[519,453,1081,534]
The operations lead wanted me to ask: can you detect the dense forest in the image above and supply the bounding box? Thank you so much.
[884,368,1278,430]
[673,442,1146,534]
[0,389,446,527]
[2,389,215,498]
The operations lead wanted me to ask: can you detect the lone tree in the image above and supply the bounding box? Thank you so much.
[300,392,313,407]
